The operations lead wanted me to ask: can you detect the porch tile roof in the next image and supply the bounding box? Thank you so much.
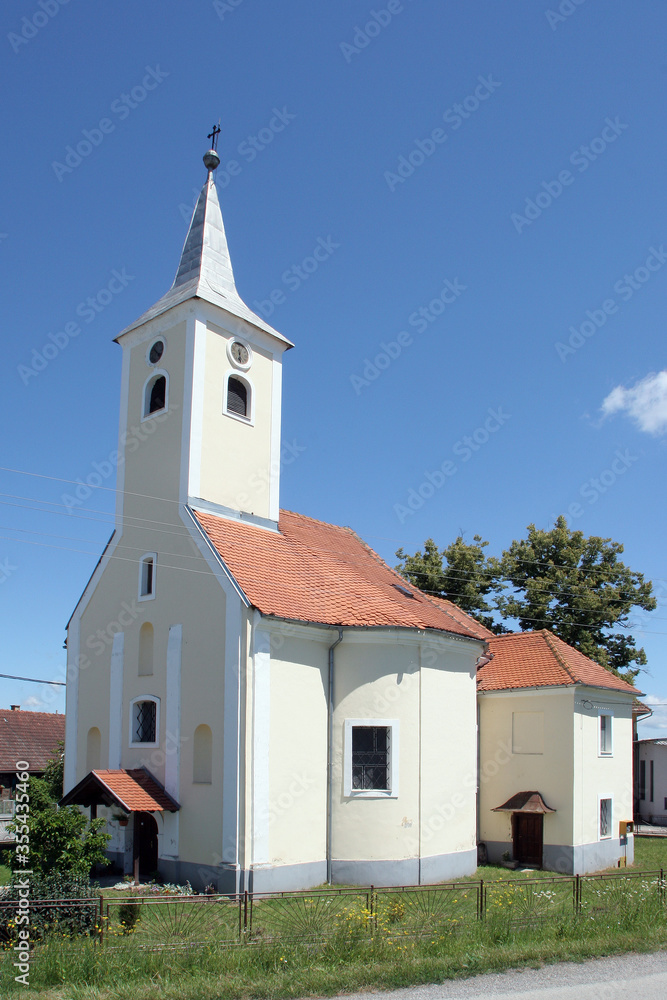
[194,508,485,639]
[477,630,641,695]
[60,769,178,813]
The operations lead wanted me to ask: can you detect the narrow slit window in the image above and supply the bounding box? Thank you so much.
[227,376,248,417]
[140,555,155,598]
[640,760,646,800]
[599,714,612,755]
[352,726,390,791]
[650,759,654,802]
[599,797,611,838]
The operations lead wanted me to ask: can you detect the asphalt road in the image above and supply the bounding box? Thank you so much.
[328,950,667,1000]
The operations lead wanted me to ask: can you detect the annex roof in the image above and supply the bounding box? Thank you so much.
[477,629,641,696]
[60,769,179,813]
[0,709,65,774]
[493,791,556,814]
[195,508,486,639]
[117,172,292,346]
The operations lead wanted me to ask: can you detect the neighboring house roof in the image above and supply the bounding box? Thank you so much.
[477,630,641,696]
[493,791,556,814]
[195,508,485,639]
[60,769,179,813]
[0,709,65,774]
[637,739,667,747]
[633,699,653,719]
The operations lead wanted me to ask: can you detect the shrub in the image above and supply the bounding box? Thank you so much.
[0,872,100,943]
[117,900,142,934]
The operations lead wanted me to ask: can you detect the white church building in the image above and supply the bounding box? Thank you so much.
[62,144,638,890]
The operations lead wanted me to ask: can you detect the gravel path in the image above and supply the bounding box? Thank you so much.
[322,950,667,1000]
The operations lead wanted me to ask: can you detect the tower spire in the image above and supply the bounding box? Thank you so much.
[116,136,292,346]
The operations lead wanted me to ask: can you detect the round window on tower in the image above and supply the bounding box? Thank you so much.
[227,339,252,371]
[147,339,165,366]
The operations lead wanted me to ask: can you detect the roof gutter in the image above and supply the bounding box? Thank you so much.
[326,628,344,885]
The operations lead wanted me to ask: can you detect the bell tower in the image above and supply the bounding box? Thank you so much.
[113,137,293,533]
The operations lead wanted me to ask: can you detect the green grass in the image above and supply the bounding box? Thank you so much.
[3,843,667,999]
[0,868,10,888]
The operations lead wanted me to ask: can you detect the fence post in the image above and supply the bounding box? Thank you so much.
[479,879,485,921]
[661,868,665,906]
[243,890,248,936]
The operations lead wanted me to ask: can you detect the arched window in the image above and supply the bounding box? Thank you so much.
[86,727,101,771]
[143,371,168,418]
[224,374,251,420]
[139,553,156,600]
[138,622,154,676]
[193,724,212,783]
[130,696,159,746]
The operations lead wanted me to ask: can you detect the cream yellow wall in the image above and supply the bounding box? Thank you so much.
[330,634,478,864]
[198,322,277,519]
[574,690,634,846]
[420,643,478,859]
[478,689,575,847]
[262,631,329,868]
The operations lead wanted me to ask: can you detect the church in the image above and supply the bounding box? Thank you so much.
[61,142,638,891]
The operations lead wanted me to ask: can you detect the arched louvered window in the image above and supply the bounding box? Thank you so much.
[227,376,249,418]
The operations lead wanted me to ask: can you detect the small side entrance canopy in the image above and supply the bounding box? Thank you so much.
[60,768,179,815]
[492,791,555,868]
[492,791,556,814]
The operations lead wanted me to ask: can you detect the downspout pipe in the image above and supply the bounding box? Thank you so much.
[326,628,344,884]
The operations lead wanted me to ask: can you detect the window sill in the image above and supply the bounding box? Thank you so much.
[346,790,398,800]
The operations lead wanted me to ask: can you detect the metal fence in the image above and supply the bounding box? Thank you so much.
[3,868,666,949]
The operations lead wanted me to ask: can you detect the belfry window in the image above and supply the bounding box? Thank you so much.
[143,372,168,418]
[226,375,249,418]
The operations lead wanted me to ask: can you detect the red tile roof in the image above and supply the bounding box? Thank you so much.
[477,630,641,695]
[195,508,485,639]
[424,595,495,640]
[0,709,65,774]
[60,769,178,812]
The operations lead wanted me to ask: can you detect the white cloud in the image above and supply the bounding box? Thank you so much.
[23,695,44,709]
[601,370,667,435]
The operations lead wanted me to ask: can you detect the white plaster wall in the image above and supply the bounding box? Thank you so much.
[637,743,667,822]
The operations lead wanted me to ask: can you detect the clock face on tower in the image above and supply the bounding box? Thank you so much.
[228,340,252,369]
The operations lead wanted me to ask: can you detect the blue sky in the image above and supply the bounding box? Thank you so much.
[1,0,665,734]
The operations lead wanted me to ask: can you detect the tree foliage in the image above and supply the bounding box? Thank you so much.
[396,517,656,679]
[396,535,507,633]
[10,745,109,877]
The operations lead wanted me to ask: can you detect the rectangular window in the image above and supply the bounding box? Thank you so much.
[639,760,646,800]
[352,726,390,790]
[343,719,399,797]
[134,700,157,743]
[600,797,612,839]
[599,714,613,755]
[650,759,654,802]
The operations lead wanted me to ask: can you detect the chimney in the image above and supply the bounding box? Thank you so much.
[10,705,20,711]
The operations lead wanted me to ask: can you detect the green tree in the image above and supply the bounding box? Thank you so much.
[11,773,109,877]
[396,535,506,632]
[496,516,655,678]
[42,739,64,800]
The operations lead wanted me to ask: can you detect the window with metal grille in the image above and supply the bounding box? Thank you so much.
[148,375,166,414]
[352,726,390,791]
[134,700,157,743]
[227,376,248,417]
[599,797,611,838]
[599,714,612,755]
[639,760,646,800]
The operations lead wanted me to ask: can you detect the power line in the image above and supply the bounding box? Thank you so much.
[0,673,65,687]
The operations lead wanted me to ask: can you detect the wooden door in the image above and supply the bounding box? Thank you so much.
[513,813,543,867]
[134,812,158,879]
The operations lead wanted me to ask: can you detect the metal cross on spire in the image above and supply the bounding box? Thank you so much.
[207,121,221,151]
